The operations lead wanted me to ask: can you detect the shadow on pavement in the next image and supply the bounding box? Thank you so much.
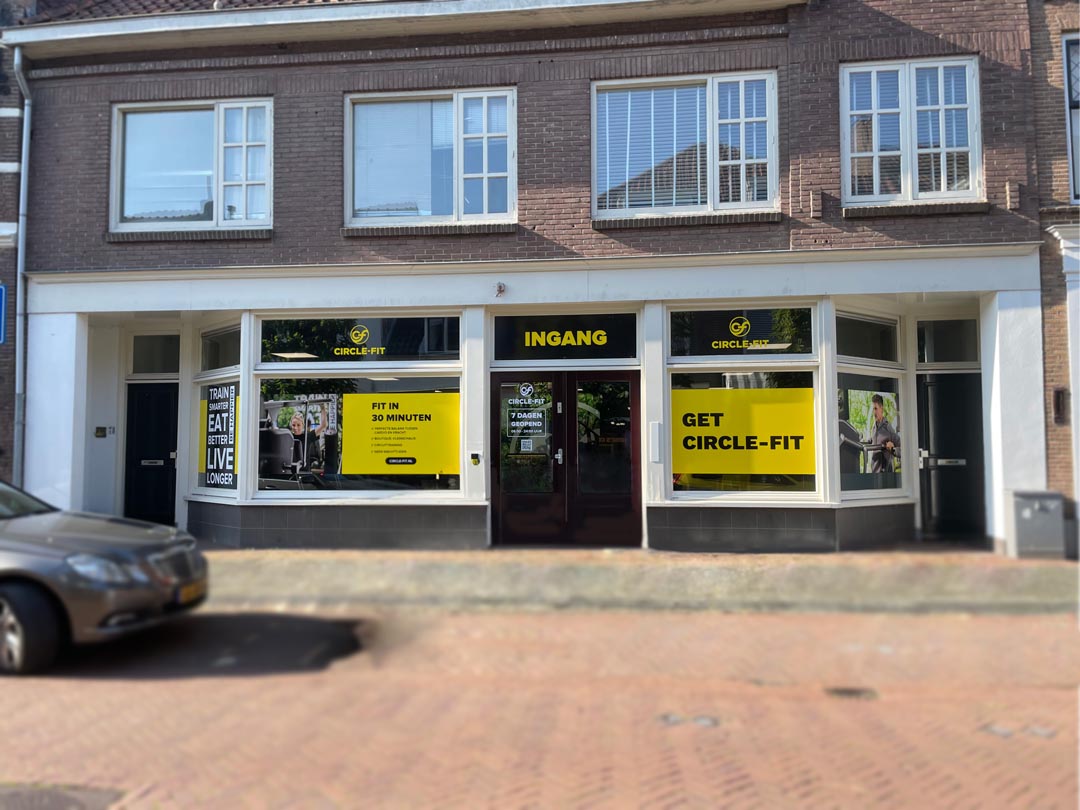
[49,612,365,680]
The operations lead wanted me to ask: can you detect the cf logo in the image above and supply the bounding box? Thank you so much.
[519,383,535,397]
[349,325,370,346]
[729,316,751,338]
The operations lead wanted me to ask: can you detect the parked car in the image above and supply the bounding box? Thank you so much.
[0,481,208,674]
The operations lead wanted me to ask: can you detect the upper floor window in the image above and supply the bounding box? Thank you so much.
[1066,35,1079,203]
[347,89,517,226]
[840,58,981,205]
[593,72,778,217]
[111,99,272,231]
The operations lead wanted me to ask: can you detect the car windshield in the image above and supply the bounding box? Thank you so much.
[0,482,56,519]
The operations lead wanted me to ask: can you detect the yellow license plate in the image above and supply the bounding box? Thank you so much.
[177,580,207,604]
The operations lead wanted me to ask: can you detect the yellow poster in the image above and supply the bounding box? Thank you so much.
[671,388,815,475]
[342,392,460,475]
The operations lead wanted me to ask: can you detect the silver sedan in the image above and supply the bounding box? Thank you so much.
[0,481,208,674]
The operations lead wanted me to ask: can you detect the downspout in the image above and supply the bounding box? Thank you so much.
[11,45,30,487]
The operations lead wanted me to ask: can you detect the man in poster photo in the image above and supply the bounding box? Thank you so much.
[869,393,901,474]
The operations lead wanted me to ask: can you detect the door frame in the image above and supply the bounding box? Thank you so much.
[490,369,643,546]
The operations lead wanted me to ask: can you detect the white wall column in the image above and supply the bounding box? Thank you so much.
[980,291,1048,541]
[82,324,121,514]
[461,306,488,506]
[641,302,666,536]
[25,312,89,509]
[1047,225,1080,508]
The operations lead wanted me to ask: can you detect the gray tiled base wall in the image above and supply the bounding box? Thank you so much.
[187,501,489,550]
[648,504,915,552]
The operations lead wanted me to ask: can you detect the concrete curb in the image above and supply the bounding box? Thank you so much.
[203,553,1078,614]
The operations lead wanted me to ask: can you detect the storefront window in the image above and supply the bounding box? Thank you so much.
[670,308,813,357]
[257,377,460,491]
[198,382,238,490]
[201,327,241,371]
[261,318,460,363]
[838,373,902,491]
[917,319,977,363]
[671,371,816,493]
[836,315,898,363]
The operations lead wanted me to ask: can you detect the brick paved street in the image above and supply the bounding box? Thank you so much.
[1,610,1077,809]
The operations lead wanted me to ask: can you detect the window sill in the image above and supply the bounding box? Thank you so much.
[841,201,990,219]
[592,211,782,230]
[105,229,273,243]
[341,223,518,237]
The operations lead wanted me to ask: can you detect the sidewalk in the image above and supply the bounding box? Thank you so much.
[204,547,1078,613]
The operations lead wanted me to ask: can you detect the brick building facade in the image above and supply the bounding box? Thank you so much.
[0,0,1074,553]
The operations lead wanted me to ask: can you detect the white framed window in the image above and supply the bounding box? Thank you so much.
[1065,35,1079,203]
[592,72,779,218]
[346,88,517,226]
[840,57,981,205]
[111,99,273,232]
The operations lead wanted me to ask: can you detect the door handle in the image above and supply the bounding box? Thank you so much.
[555,449,564,465]
[140,459,165,466]
[934,458,967,467]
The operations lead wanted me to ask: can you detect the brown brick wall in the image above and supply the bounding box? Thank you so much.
[20,0,1040,273]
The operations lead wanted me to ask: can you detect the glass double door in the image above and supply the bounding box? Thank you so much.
[492,371,641,546]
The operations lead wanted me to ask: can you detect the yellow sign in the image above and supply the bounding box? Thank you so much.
[729,316,751,337]
[342,392,460,475]
[671,388,815,475]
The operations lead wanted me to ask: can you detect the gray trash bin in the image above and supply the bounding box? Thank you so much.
[1004,491,1065,558]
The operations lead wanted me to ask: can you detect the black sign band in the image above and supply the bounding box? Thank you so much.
[494,314,637,360]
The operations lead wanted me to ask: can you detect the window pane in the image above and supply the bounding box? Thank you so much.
[849,72,872,111]
[879,154,902,195]
[1069,40,1079,105]
[122,110,214,223]
[917,110,941,148]
[878,113,900,151]
[717,81,740,119]
[744,121,767,160]
[836,316,898,362]
[487,96,508,133]
[744,79,767,118]
[746,163,769,202]
[463,138,484,175]
[945,151,970,191]
[670,308,813,356]
[246,146,266,182]
[596,85,707,211]
[488,137,507,173]
[718,122,741,160]
[353,99,453,218]
[943,65,967,105]
[918,319,978,363]
[577,380,632,495]
[717,164,742,203]
[132,334,180,374]
[223,147,243,183]
[463,97,483,135]
[257,378,461,492]
[201,328,241,371]
[852,157,874,196]
[223,185,243,220]
[671,371,816,494]
[246,185,268,219]
[916,67,939,106]
[944,108,969,148]
[838,374,901,491]
[199,382,238,490]
[850,114,873,152]
[464,177,484,214]
[918,153,942,193]
[224,108,243,143]
[247,106,266,142]
[877,71,900,109]
[261,317,461,362]
[487,177,508,214]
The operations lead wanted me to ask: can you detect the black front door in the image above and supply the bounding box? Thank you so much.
[124,383,179,525]
[916,373,985,537]
[492,371,640,546]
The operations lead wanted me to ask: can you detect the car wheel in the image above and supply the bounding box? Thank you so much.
[0,583,62,675]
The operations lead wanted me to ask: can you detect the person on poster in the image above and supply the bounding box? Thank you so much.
[869,393,900,473]
[289,404,328,470]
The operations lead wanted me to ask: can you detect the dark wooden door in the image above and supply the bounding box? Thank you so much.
[124,383,179,526]
[492,371,640,546]
[917,373,985,537]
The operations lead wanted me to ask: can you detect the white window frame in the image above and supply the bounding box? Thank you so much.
[1064,34,1080,204]
[835,311,903,369]
[591,72,780,219]
[345,88,518,227]
[840,57,982,206]
[110,98,274,233]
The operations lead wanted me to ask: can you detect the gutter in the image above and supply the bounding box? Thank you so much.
[10,45,30,487]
